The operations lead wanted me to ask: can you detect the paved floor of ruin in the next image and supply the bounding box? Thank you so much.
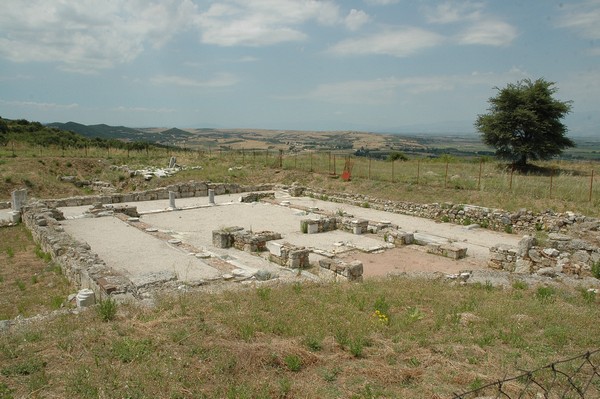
[56,190,522,285]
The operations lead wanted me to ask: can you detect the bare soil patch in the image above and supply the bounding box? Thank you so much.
[340,245,485,277]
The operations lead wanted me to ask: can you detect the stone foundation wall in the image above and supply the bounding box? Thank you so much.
[213,227,282,253]
[318,258,363,282]
[22,201,133,302]
[268,242,310,269]
[292,186,598,235]
[300,217,339,234]
[44,182,274,208]
[20,182,275,300]
[240,192,275,203]
[489,235,600,277]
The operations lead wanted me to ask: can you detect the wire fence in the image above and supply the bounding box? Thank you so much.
[453,349,600,398]
[2,143,599,205]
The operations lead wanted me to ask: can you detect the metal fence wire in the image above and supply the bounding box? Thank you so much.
[453,349,600,399]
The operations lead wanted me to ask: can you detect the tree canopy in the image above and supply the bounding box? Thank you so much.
[475,78,574,168]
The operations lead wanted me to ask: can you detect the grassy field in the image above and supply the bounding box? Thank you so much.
[1,143,599,216]
[0,276,598,398]
[0,225,73,320]
[1,143,600,398]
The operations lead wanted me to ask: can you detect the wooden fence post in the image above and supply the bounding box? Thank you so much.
[478,159,482,190]
[333,154,336,175]
[509,167,514,191]
[549,169,554,198]
[368,157,371,180]
[391,159,395,182]
[417,160,420,185]
[310,152,313,172]
[589,170,595,202]
[444,161,449,188]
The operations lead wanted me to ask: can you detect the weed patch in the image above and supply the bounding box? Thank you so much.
[97,298,118,322]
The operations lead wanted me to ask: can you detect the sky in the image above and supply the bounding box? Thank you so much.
[0,0,599,135]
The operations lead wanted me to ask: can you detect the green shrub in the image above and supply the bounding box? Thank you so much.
[535,286,555,303]
[581,289,596,304]
[300,220,308,234]
[256,287,271,301]
[97,298,118,322]
[303,335,323,352]
[592,261,600,279]
[504,225,513,234]
[15,279,25,291]
[284,354,302,372]
[1,358,45,376]
[348,337,366,358]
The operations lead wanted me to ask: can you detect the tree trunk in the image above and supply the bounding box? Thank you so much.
[516,153,527,169]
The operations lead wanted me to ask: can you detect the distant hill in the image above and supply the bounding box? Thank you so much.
[46,122,195,144]
[46,122,145,140]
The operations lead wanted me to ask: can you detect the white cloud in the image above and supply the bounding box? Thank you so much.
[114,106,175,113]
[150,73,239,88]
[329,28,444,57]
[457,20,517,46]
[425,1,517,46]
[364,0,400,5]
[0,99,79,110]
[558,0,600,39]
[0,0,196,73]
[345,9,371,31]
[195,0,341,46]
[558,0,600,55]
[303,69,529,104]
[424,1,483,24]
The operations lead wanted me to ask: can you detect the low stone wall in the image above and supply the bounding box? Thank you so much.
[19,182,276,301]
[240,192,275,203]
[268,242,310,269]
[86,203,139,218]
[337,219,369,235]
[318,258,363,282]
[44,182,274,208]
[293,186,598,235]
[212,227,282,252]
[489,235,600,277]
[301,217,339,234]
[22,201,133,302]
[425,243,468,260]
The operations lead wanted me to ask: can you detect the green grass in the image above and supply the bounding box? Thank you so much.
[1,278,597,398]
[0,224,73,319]
[97,298,118,322]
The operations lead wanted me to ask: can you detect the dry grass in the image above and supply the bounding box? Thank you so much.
[1,145,598,216]
[0,225,73,320]
[0,279,598,398]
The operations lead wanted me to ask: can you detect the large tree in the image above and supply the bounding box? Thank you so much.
[475,78,574,168]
